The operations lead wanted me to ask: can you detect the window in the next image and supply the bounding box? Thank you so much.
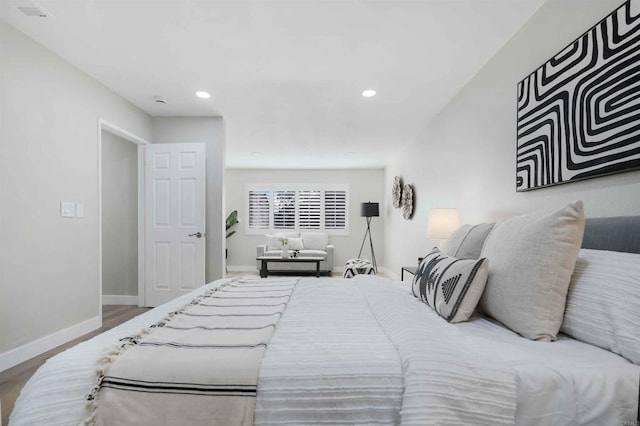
[298,190,321,229]
[248,190,270,229]
[273,190,296,229]
[324,190,347,230]
[246,184,349,235]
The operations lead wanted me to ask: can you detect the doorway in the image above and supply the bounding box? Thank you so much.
[98,119,149,310]
[101,130,139,304]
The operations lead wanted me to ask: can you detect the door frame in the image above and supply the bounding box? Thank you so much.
[98,118,150,314]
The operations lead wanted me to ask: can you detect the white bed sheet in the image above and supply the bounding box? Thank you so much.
[10,277,640,426]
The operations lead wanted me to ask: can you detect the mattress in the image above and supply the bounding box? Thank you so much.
[10,276,640,425]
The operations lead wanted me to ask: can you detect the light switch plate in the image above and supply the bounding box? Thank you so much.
[76,203,85,218]
[60,201,75,218]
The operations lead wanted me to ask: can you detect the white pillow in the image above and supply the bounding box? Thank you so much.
[479,201,585,341]
[412,248,489,323]
[562,249,640,364]
[288,237,304,251]
[265,234,281,251]
[301,233,328,250]
[281,232,300,239]
[266,233,300,250]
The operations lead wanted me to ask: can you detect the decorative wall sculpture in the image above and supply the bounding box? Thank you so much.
[401,184,414,220]
[516,1,640,191]
[392,176,403,208]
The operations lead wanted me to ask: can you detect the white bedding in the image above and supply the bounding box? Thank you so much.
[10,276,640,425]
[255,277,404,424]
[459,317,639,424]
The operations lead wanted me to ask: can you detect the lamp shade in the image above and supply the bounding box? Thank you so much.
[427,208,460,239]
[360,202,379,217]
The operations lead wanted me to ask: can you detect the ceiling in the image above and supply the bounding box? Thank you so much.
[1,0,545,168]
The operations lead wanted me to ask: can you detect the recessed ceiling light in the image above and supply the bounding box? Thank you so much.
[362,89,376,98]
[195,91,211,99]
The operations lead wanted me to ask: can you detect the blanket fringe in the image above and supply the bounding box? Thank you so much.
[79,279,236,425]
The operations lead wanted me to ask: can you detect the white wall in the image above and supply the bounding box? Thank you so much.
[0,21,152,357]
[225,168,385,272]
[101,131,138,297]
[384,0,640,277]
[152,117,225,283]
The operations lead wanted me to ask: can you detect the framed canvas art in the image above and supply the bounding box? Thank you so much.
[516,0,640,191]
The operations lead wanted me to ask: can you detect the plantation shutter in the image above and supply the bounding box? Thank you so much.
[246,185,348,234]
[248,190,271,229]
[324,190,347,230]
[273,190,296,230]
[298,190,321,229]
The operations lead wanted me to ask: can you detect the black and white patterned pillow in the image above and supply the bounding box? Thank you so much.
[412,248,489,323]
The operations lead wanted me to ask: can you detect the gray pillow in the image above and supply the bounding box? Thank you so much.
[442,223,495,259]
[479,201,585,341]
[412,248,489,323]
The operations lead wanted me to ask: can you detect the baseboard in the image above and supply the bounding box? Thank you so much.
[0,315,101,373]
[102,295,139,305]
[226,265,257,272]
[378,267,400,282]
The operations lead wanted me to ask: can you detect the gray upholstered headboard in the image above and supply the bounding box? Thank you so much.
[582,216,640,254]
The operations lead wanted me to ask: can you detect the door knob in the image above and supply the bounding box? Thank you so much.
[188,232,203,238]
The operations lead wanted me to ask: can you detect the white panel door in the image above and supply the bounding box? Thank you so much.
[145,143,206,307]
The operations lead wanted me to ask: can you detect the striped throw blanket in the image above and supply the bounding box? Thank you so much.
[83,277,298,426]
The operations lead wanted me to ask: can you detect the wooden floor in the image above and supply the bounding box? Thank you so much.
[0,305,150,426]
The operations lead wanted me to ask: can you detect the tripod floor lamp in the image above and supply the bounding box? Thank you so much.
[358,202,379,273]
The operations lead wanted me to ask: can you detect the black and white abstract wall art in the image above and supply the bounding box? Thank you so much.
[516,0,640,191]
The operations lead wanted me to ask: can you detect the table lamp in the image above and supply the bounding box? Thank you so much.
[427,208,460,247]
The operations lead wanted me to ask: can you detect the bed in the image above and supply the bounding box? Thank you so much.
[9,213,640,425]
